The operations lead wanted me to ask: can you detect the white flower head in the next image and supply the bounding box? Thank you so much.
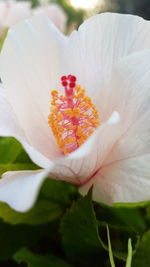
[1,13,150,211]
[33,3,67,32]
[0,0,31,29]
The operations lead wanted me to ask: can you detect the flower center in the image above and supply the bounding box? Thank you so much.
[48,75,100,155]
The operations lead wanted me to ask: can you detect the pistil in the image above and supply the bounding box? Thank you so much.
[48,75,100,154]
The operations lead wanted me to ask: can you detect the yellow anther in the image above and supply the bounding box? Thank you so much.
[65,137,76,144]
[63,148,70,155]
[51,90,58,97]
[48,79,100,155]
[72,108,80,117]
[76,126,83,136]
[64,108,73,115]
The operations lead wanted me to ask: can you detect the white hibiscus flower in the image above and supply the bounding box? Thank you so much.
[33,3,67,32]
[0,13,150,211]
[0,0,31,30]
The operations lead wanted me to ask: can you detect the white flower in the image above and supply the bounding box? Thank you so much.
[0,0,31,30]
[0,13,150,211]
[33,3,67,32]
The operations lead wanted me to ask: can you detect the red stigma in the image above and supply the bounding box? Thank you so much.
[62,81,68,87]
[70,76,76,82]
[61,76,67,81]
[69,82,75,88]
[67,75,72,80]
[61,75,77,95]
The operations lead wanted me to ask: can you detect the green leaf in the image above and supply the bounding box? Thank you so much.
[144,203,150,225]
[0,137,39,177]
[98,222,139,261]
[114,201,150,208]
[107,225,116,267]
[0,179,77,225]
[125,239,132,267]
[60,195,102,266]
[106,227,132,267]
[132,229,150,267]
[0,137,22,164]
[0,137,39,176]
[0,27,8,51]
[0,220,44,260]
[40,178,78,207]
[14,149,34,164]
[95,202,146,233]
[14,248,73,267]
[0,163,38,177]
[0,199,62,225]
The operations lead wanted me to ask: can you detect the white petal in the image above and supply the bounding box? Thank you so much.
[0,169,49,212]
[80,51,150,204]
[100,50,150,164]
[107,111,120,124]
[102,155,150,204]
[0,85,23,137]
[0,2,7,22]
[34,4,67,32]
[0,85,52,169]
[2,1,32,27]
[0,15,67,160]
[48,112,121,185]
[21,142,53,169]
[63,13,150,104]
[79,155,150,204]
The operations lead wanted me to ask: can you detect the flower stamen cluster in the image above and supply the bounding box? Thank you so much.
[48,75,100,154]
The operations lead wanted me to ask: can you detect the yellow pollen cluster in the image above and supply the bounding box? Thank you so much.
[48,84,100,155]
